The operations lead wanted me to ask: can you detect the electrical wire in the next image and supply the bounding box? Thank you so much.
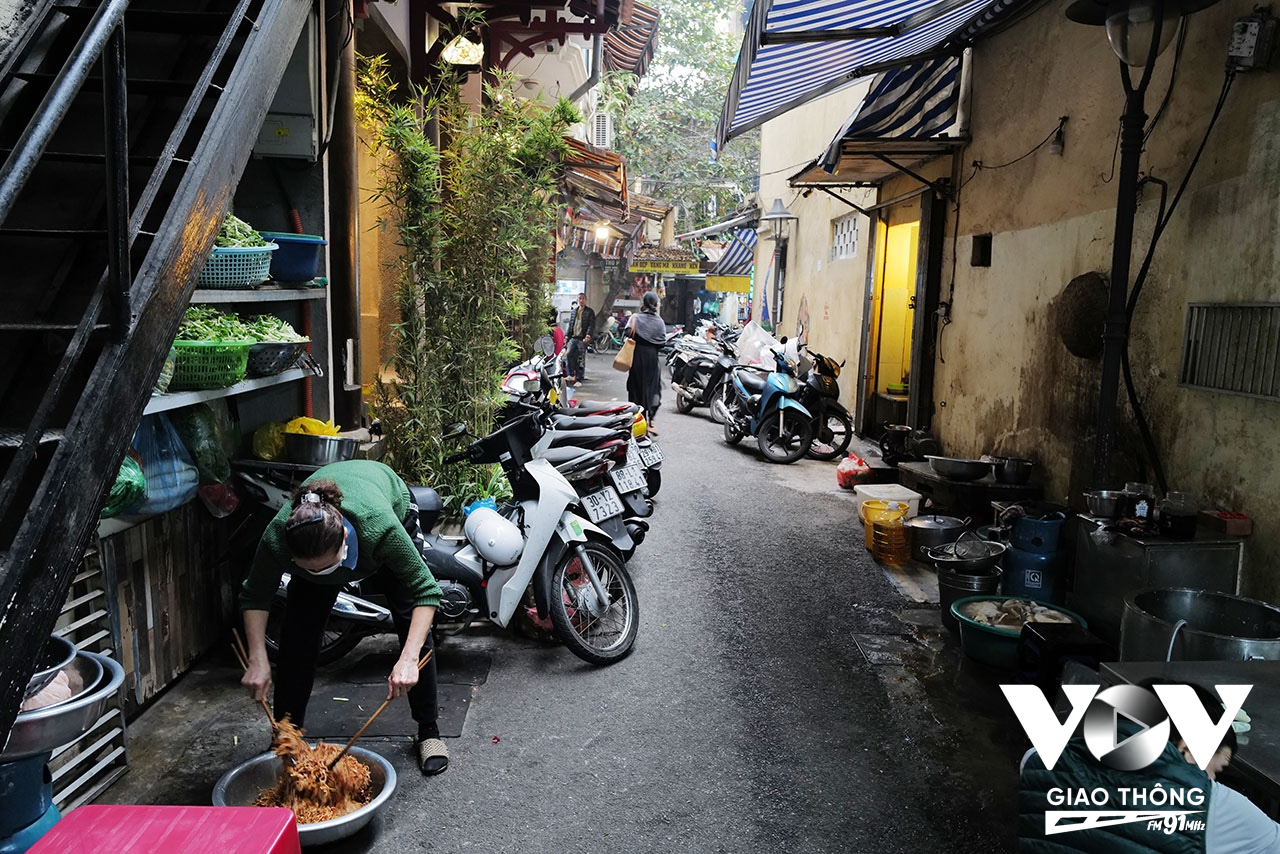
[1144,20,1189,146]
[1120,69,1236,494]
[969,116,1067,173]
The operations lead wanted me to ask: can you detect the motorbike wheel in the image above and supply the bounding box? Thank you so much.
[723,416,744,445]
[645,466,661,498]
[549,541,638,665]
[264,598,365,666]
[807,410,854,461]
[757,408,814,464]
[675,392,696,414]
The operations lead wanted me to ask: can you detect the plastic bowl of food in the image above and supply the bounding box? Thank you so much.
[212,745,396,847]
[950,596,1088,668]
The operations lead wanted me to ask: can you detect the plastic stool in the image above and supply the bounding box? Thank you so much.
[27,805,300,854]
[1017,622,1111,693]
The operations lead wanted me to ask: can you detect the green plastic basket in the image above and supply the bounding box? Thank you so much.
[197,244,277,289]
[169,339,253,390]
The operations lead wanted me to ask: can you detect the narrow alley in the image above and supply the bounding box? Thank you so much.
[99,352,1023,853]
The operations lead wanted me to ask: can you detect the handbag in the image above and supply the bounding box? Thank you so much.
[612,337,636,372]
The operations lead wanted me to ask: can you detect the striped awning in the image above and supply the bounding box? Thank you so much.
[709,228,759,277]
[715,0,1029,152]
[605,1,661,77]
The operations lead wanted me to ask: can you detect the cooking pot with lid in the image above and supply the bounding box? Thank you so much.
[904,514,968,561]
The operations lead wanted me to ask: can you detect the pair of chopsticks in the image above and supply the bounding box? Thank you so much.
[231,628,277,733]
[326,649,433,770]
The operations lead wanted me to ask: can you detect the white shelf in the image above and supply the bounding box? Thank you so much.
[191,286,327,304]
[143,368,312,415]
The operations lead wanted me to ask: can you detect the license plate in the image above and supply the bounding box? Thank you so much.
[582,486,624,522]
[639,441,663,466]
[626,441,641,468]
[610,464,647,494]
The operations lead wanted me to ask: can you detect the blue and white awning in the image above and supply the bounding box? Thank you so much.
[709,228,759,277]
[715,0,1029,152]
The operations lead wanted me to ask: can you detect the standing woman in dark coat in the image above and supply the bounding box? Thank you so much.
[627,290,667,434]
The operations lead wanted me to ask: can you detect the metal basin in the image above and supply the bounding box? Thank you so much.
[2,652,120,760]
[212,746,396,847]
[1120,587,1280,661]
[925,455,992,481]
[25,634,77,700]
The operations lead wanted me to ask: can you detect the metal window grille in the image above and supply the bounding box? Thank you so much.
[831,213,858,261]
[1179,303,1280,400]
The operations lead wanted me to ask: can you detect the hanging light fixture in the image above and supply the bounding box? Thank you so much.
[441,34,484,66]
[758,198,798,241]
[594,221,611,241]
[1066,0,1218,64]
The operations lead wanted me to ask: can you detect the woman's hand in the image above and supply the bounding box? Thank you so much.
[242,658,273,702]
[388,655,420,700]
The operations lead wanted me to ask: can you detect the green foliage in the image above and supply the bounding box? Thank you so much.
[359,54,573,514]
[609,0,759,232]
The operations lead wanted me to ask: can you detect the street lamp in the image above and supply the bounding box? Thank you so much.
[441,34,484,66]
[759,198,798,330]
[1065,0,1221,487]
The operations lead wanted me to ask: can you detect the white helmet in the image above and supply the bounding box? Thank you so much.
[463,507,524,566]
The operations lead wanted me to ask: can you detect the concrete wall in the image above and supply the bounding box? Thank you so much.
[755,81,875,414]
[912,0,1280,600]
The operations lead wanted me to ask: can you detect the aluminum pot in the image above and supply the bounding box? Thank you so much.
[1084,489,1124,517]
[284,433,359,467]
[925,455,992,481]
[991,457,1034,485]
[904,514,968,561]
[924,538,1007,573]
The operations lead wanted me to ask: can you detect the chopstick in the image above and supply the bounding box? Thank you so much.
[231,628,277,733]
[326,649,433,770]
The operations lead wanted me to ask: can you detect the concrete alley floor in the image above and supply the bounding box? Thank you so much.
[96,352,1029,853]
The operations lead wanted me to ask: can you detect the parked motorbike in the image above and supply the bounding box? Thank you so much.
[722,340,814,464]
[671,336,737,424]
[798,349,853,461]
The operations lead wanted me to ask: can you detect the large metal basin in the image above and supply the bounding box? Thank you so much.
[212,745,396,847]
[1120,587,1280,661]
[2,652,120,760]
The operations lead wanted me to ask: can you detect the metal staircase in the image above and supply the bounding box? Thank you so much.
[0,0,312,741]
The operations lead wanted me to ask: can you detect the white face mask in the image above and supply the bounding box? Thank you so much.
[306,541,348,576]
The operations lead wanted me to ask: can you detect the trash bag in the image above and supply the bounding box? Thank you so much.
[197,481,240,519]
[735,320,782,367]
[100,452,147,518]
[836,453,872,490]
[124,413,199,515]
[170,403,231,485]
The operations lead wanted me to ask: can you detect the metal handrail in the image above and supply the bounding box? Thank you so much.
[0,0,131,223]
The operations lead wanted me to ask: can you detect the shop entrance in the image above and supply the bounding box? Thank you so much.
[856,191,944,438]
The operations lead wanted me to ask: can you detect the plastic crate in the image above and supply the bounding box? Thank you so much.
[258,232,326,282]
[197,244,277,289]
[169,339,252,390]
[246,341,308,377]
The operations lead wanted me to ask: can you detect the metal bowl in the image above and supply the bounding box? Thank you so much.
[212,745,397,847]
[925,455,992,481]
[3,652,120,761]
[25,634,77,700]
[924,538,1008,572]
[992,457,1034,485]
[1084,489,1124,517]
[284,433,359,467]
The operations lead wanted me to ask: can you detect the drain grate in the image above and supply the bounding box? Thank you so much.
[851,633,917,665]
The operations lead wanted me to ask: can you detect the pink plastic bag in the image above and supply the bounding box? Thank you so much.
[836,453,871,489]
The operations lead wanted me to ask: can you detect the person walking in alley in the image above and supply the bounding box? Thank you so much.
[239,460,450,776]
[565,292,595,385]
[626,290,666,434]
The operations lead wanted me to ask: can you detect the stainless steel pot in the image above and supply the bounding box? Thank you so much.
[924,538,1007,573]
[284,433,359,466]
[1084,490,1124,517]
[905,514,968,561]
[1119,587,1280,661]
[925,455,992,481]
[991,457,1034,485]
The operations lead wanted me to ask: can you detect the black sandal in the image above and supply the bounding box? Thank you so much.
[414,737,449,776]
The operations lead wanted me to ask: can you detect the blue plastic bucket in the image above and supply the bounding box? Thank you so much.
[259,232,326,282]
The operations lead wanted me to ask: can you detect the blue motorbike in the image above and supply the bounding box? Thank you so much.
[721,340,814,464]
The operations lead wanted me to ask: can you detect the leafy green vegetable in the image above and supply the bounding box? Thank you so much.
[243,314,309,343]
[176,306,251,341]
[214,213,268,248]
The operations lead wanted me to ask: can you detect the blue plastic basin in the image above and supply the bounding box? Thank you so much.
[258,231,326,282]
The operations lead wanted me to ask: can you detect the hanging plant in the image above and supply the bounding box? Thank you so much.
[358,54,578,513]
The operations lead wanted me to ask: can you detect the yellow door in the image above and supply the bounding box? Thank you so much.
[865,219,919,426]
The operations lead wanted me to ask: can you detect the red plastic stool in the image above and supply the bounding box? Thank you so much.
[27,805,300,854]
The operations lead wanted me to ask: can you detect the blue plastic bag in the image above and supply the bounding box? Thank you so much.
[123,413,199,516]
[463,497,498,516]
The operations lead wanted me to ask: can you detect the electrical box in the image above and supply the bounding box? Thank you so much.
[253,10,321,159]
[1227,9,1277,72]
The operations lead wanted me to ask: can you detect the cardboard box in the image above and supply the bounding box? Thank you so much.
[1199,510,1253,536]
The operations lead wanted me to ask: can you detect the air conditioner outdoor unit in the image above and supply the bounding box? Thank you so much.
[590,112,614,149]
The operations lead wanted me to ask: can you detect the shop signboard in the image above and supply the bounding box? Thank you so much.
[629,259,700,274]
[707,275,751,293]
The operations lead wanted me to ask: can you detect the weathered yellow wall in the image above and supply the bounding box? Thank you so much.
[356,124,403,391]
[756,81,875,413]
[922,0,1280,599]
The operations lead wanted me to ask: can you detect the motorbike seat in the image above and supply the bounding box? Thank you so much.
[546,426,624,448]
[408,486,445,533]
[556,400,636,415]
[539,445,596,466]
[736,370,768,394]
[418,533,484,587]
[550,413,630,430]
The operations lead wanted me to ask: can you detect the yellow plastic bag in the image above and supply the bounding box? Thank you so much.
[284,416,341,436]
[253,422,287,460]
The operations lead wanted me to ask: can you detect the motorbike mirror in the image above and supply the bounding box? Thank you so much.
[443,422,468,440]
[779,336,788,344]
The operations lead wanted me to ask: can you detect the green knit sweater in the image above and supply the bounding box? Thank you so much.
[240,460,442,611]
